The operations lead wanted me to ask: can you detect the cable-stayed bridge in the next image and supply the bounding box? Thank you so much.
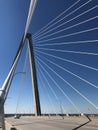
[0,0,98,130]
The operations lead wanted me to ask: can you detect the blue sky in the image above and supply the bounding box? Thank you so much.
[0,0,98,114]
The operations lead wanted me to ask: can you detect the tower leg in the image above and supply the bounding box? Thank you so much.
[0,106,5,130]
[27,33,41,116]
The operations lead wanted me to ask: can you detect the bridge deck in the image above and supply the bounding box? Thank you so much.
[5,116,98,130]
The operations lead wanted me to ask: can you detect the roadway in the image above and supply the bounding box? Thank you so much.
[5,116,98,130]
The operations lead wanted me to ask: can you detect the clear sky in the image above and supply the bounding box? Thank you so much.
[0,0,98,114]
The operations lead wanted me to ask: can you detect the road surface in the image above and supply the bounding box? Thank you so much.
[5,116,98,130]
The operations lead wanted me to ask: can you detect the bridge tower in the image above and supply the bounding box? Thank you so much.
[27,33,41,116]
[0,33,41,130]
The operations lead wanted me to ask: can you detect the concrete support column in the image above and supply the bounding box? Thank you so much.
[0,106,5,130]
[27,33,41,116]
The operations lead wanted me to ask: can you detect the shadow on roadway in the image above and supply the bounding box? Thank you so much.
[72,115,92,130]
